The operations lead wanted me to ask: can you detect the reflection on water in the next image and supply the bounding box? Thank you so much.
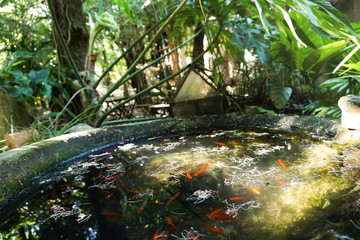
[1,130,360,239]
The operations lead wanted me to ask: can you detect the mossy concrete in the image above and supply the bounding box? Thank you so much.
[0,114,344,218]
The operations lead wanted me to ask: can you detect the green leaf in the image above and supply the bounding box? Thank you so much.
[303,40,349,71]
[343,63,360,72]
[28,68,50,83]
[322,199,330,209]
[269,86,292,109]
[247,106,277,115]
[273,3,306,47]
[254,0,270,33]
[8,70,24,80]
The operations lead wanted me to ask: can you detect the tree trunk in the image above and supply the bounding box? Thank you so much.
[192,23,204,67]
[50,0,90,115]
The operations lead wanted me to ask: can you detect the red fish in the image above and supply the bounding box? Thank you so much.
[193,163,208,176]
[126,189,140,194]
[202,224,223,234]
[185,171,193,179]
[165,216,176,229]
[232,142,240,145]
[166,192,180,206]
[58,183,75,187]
[131,169,139,175]
[230,197,246,201]
[101,173,124,183]
[250,187,261,195]
[137,201,147,214]
[206,208,235,221]
[275,177,285,185]
[277,159,289,170]
[153,230,159,240]
[214,142,226,146]
[100,212,123,218]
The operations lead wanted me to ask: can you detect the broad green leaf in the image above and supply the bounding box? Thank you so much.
[269,86,292,109]
[28,68,50,83]
[303,40,348,71]
[302,0,355,34]
[247,106,277,115]
[273,3,306,47]
[343,63,360,72]
[254,0,270,33]
[9,70,24,80]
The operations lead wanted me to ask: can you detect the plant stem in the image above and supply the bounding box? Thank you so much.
[95,25,224,127]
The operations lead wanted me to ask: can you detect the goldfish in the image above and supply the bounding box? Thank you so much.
[229,197,246,201]
[126,189,140,194]
[214,142,226,146]
[202,224,223,234]
[185,171,193,179]
[100,211,123,218]
[106,193,114,199]
[275,177,285,185]
[192,164,198,169]
[166,192,180,206]
[100,173,124,183]
[232,142,240,145]
[165,216,176,229]
[131,169,139,175]
[206,208,235,221]
[193,163,208,176]
[250,187,261,195]
[137,201,147,214]
[153,230,159,240]
[277,159,289,170]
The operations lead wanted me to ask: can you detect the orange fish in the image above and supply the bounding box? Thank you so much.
[192,164,198,169]
[207,208,223,217]
[131,169,139,175]
[126,189,140,194]
[101,173,124,183]
[106,193,114,199]
[193,163,208,176]
[232,142,240,145]
[275,177,285,185]
[250,187,261,195]
[185,171,193,179]
[214,142,226,146]
[206,208,235,221]
[100,211,123,218]
[166,192,180,206]
[165,216,176,229]
[153,230,159,240]
[202,224,223,234]
[277,159,289,170]
[230,197,246,201]
[137,201,147,214]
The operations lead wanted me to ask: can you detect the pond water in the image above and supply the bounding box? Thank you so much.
[1,130,360,239]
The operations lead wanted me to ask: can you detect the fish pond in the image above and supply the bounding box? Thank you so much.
[1,129,360,239]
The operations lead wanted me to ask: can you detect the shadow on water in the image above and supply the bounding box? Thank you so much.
[1,129,360,240]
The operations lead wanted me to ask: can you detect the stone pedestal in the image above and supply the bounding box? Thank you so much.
[338,95,360,130]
